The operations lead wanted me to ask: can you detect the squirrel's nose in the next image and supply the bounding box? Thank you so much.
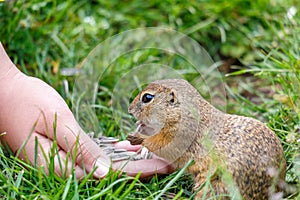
[128,106,133,114]
[128,103,135,114]
[128,101,142,114]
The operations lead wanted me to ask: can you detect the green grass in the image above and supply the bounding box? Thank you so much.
[1,0,300,199]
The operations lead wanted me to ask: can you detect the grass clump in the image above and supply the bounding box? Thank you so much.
[1,0,300,199]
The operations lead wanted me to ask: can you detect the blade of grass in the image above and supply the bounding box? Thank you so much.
[154,159,194,200]
[62,174,72,200]
[10,170,24,199]
[86,177,133,200]
[119,173,141,199]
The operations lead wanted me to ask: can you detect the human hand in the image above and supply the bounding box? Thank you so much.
[113,141,175,178]
[0,43,174,179]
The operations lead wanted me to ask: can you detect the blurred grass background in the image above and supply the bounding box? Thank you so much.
[0,0,300,199]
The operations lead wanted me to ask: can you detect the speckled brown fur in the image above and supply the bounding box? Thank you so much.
[128,79,286,199]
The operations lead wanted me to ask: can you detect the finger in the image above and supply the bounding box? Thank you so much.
[54,149,85,179]
[19,132,85,179]
[52,119,110,178]
[35,106,111,178]
[112,158,175,179]
[68,132,110,178]
[113,140,142,151]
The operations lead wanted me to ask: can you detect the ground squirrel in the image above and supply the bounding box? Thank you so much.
[128,79,286,199]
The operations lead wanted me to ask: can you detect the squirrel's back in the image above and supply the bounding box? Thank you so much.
[211,114,286,199]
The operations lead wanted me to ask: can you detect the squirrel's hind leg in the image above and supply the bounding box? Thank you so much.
[193,173,230,200]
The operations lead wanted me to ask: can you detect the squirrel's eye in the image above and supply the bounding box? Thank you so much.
[141,93,155,103]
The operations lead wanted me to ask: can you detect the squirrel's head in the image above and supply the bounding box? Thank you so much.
[128,79,202,137]
[128,80,182,136]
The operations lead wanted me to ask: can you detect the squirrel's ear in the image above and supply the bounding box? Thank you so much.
[169,90,177,104]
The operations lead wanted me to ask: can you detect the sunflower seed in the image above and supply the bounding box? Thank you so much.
[110,154,130,162]
[114,148,127,153]
[100,137,119,143]
[88,132,144,161]
[102,147,115,154]
[110,152,138,162]
[141,147,154,159]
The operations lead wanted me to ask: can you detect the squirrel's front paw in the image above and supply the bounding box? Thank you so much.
[128,134,144,145]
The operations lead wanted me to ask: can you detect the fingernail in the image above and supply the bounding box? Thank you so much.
[94,159,109,178]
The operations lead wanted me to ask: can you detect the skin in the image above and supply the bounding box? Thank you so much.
[0,43,174,179]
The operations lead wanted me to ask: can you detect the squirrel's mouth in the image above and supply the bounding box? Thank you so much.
[135,120,156,136]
